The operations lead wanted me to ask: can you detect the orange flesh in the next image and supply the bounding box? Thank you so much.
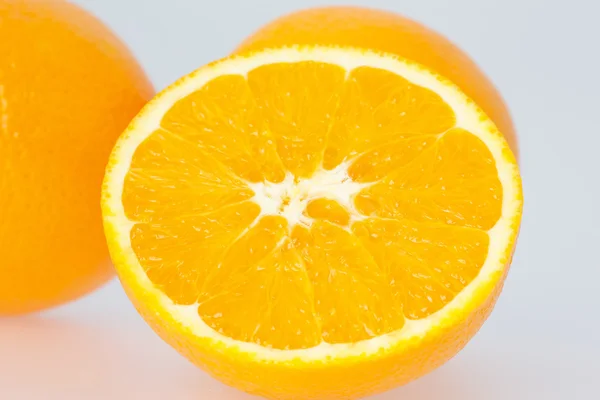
[123,62,502,350]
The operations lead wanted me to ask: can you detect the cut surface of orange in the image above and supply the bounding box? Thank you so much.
[102,47,522,399]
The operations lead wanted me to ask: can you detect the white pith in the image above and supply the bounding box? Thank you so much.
[248,162,368,228]
[103,47,522,362]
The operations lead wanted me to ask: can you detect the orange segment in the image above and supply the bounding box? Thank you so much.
[292,222,404,344]
[348,135,438,182]
[130,202,260,305]
[248,62,346,177]
[323,66,456,169]
[123,128,254,222]
[160,75,285,183]
[355,128,503,230]
[199,238,321,350]
[304,198,350,226]
[197,216,321,349]
[353,218,489,319]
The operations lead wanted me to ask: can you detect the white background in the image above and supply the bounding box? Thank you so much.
[1,0,599,399]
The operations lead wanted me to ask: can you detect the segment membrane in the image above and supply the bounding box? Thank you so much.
[324,66,456,169]
[355,129,503,230]
[123,129,254,223]
[353,218,489,319]
[248,62,346,177]
[292,222,404,343]
[161,75,286,183]
[348,135,438,182]
[130,202,260,304]
[197,216,322,349]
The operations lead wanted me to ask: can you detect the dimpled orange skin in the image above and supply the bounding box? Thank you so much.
[0,0,153,314]
[236,6,518,156]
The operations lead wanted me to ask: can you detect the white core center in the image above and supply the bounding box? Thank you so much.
[247,163,368,227]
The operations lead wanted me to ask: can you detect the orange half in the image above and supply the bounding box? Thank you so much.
[101,47,523,399]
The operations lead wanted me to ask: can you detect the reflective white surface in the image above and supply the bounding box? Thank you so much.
[1,282,596,399]
[1,0,599,398]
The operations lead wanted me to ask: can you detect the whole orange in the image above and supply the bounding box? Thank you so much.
[236,6,517,156]
[0,0,153,314]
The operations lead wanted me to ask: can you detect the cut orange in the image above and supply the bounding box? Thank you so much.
[102,47,522,399]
